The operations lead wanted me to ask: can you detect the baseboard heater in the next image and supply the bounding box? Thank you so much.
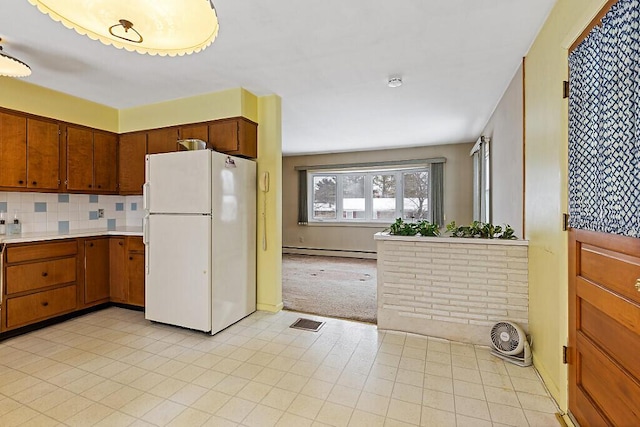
[283,246,377,259]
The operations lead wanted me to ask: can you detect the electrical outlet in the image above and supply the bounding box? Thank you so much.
[98,209,104,218]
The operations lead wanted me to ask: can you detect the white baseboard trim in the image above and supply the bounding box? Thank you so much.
[283,246,377,259]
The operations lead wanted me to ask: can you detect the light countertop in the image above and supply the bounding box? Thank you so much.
[0,227,143,244]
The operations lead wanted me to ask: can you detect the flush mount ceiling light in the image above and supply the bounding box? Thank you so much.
[0,38,31,77]
[388,77,403,88]
[27,0,219,56]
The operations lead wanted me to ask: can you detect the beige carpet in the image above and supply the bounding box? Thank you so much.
[282,254,377,323]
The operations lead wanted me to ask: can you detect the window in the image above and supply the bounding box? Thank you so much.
[309,166,432,223]
[472,136,491,222]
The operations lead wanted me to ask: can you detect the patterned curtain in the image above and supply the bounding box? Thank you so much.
[568,0,640,237]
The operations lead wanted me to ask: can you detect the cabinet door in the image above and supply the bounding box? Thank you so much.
[27,118,60,190]
[128,251,145,307]
[84,238,110,304]
[208,120,239,152]
[119,132,147,195]
[67,126,94,191]
[93,131,118,192]
[237,119,258,158]
[147,128,178,154]
[179,124,209,147]
[109,238,126,303]
[0,112,27,188]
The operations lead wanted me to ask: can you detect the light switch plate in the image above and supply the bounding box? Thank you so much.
[98,209,104,218]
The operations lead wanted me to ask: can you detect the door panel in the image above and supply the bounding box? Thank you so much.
[93,131,117,192]
[66,126,94,191]
[0,112,27,188]
[27,118,59,190]
[145,214,211,331]
[569,229,640,426]
[119,132,147,194]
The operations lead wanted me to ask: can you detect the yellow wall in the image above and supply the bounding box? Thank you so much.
[524,0,609,410]
[0,78,118,131]
[119,88,253,132]
[256,95,283,312]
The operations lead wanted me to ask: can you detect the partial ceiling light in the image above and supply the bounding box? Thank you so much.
[0,38,31,78]
[27,0,220,57]
[388,77,403,88]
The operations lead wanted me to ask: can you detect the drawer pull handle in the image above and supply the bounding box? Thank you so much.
[42,272,48,277]
[636,278,640,292]
[42,301,49,307]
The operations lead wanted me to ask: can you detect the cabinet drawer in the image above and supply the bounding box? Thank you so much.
[127,237,145,252]
[6,240,77,263]
[6,257,76,294]
[6,285,77,329]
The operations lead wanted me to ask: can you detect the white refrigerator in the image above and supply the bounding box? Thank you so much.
[143,149,256,334]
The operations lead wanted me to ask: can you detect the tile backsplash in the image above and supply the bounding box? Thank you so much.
[0,192,144,233]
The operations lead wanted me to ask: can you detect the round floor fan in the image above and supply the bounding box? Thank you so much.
[490,321,532,367]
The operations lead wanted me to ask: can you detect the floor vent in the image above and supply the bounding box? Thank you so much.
[290,318,325,332]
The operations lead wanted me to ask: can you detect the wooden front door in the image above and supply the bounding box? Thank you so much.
[568,229,640,425]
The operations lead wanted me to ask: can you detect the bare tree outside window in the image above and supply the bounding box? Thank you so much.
[403,171,430,220]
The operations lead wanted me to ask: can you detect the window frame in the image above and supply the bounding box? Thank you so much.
[307,166,432,224]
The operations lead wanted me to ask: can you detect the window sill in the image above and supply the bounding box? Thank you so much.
[305,222,390,228]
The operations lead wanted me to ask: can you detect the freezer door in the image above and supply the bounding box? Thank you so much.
[146,150,211,214]
[145,214,212,332]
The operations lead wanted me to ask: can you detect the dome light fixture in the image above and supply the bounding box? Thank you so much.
[0,38,31,78]
[27,0,220,57]
[388,77,403,88]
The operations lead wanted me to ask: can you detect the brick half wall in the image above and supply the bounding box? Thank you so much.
[374,233,529,345]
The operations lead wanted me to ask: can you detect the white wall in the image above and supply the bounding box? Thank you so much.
[282,143,474,255]
[481,63,524,238]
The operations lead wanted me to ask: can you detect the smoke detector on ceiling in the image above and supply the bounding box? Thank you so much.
[387,77,403,88]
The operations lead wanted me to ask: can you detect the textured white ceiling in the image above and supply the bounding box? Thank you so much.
[1,1,556,154]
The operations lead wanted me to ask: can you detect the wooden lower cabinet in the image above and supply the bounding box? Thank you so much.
[84,238,110,305]
[1,235,145,333]
[109,236,145,307]
[2,239,79,332]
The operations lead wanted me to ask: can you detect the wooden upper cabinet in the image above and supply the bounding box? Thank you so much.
[66,126,117,193]
[208,117,257,158]
[27,118,60,190]
[119,132,146,195]
[147,128,178,154]
[179,124,209,147]
[93,131,117,192]
[66,126,94,191]
[0,111,27,188]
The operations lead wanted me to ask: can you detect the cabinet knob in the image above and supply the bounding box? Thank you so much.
[32,181,37,185]
[129,256,133,260]
[89,242,94,247]
[18,180,24,184]
[97,185,102,188]
[119,242,124,246]
[42,272,48,277]
[42,301,49,307]
[88,184,92,188]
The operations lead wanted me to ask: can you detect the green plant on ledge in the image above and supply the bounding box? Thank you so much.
[386,218,440,237]
[445,221,517,239]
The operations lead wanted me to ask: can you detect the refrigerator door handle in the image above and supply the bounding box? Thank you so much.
[143,216,149,245]
[143,182,150,212]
